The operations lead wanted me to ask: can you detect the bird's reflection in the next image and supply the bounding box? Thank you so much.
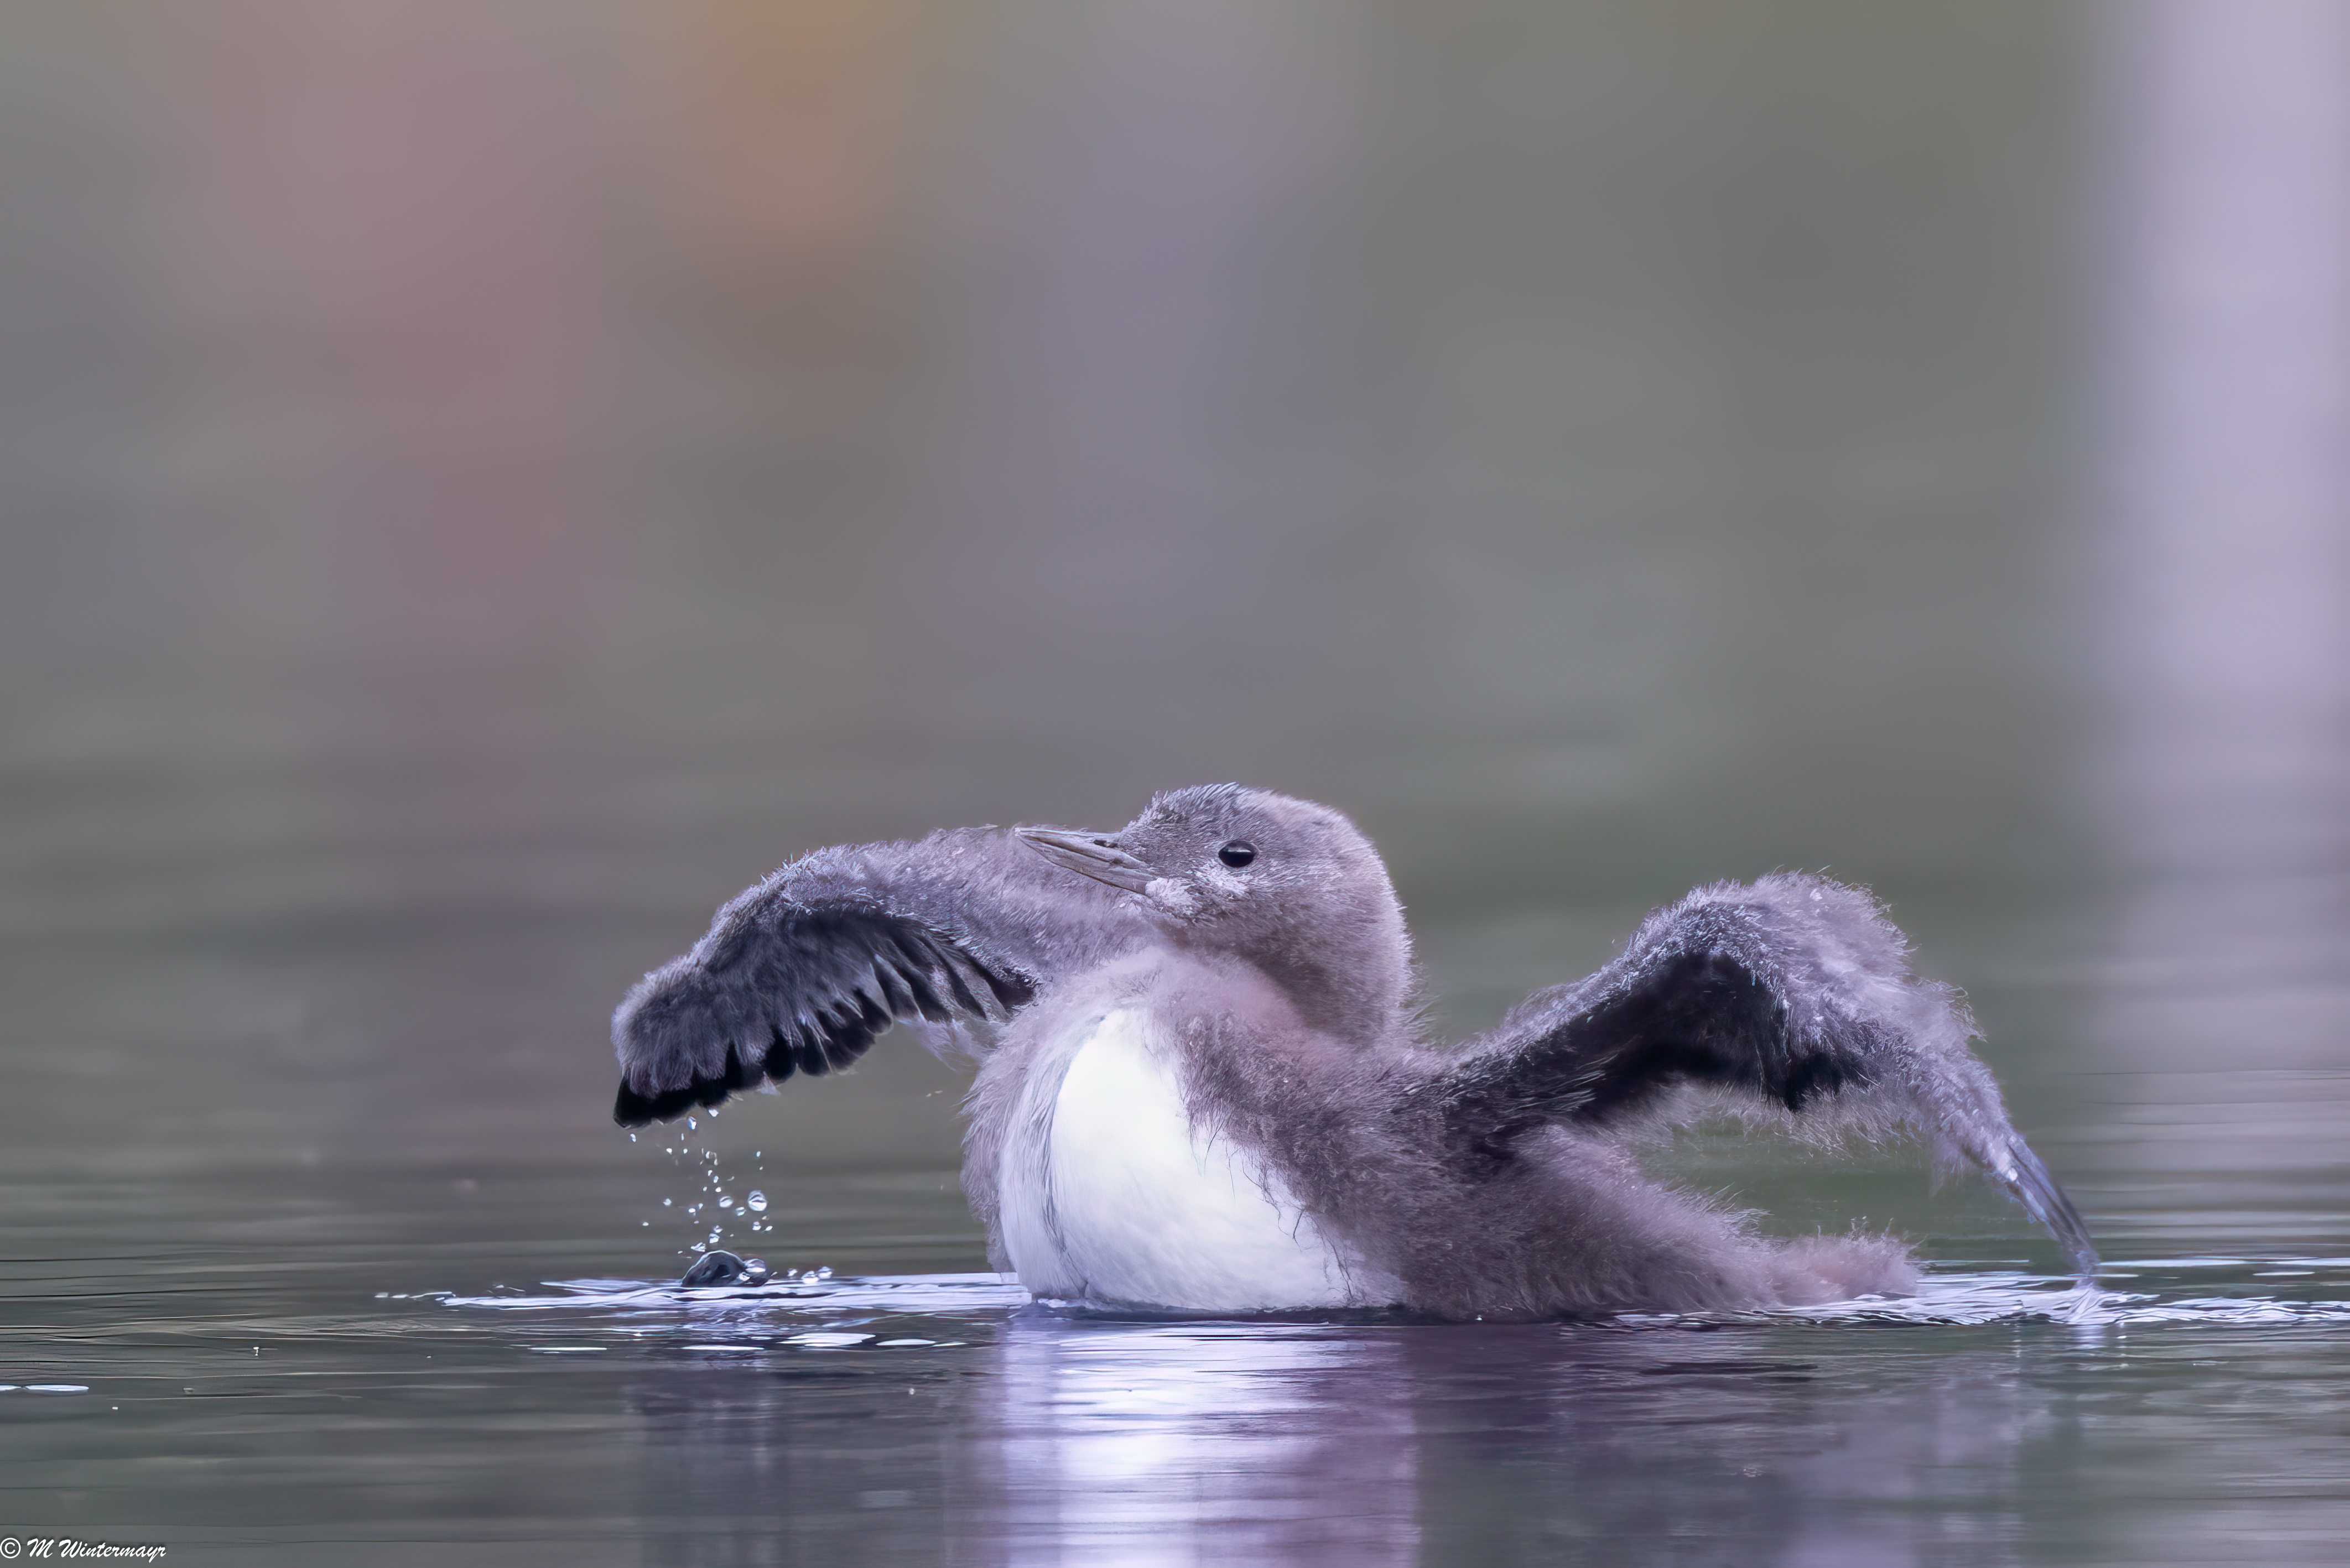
[952,1317,1420,1567]
[618,1309,2096,1567]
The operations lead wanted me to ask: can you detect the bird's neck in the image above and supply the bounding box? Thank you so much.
[1183,902,1408,1048]
[1257,951,1392,1045]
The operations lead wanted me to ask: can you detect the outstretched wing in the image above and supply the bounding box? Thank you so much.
[611,826,1153,1127]
[1433,874,2098,1281]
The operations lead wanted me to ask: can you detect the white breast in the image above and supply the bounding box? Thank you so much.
[997,1007,1393,1311]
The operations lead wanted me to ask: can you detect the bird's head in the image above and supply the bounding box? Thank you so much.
[1017,785,1412,1043]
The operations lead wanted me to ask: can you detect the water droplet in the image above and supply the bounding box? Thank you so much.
[718,1195,734,1208]
[687,1117,697,1131]
[814,1265,834,1279]
[662,1198,673,1207]
[628,1133,637,1143]
[747,1190,768,1212]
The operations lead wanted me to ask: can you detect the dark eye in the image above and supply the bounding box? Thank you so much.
[1218,841,1256,868]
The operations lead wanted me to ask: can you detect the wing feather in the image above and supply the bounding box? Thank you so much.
[611,826,1149,1126]
[1433,873,2099,1281]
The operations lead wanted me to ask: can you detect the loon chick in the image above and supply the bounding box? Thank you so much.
[611,785,2097,1318]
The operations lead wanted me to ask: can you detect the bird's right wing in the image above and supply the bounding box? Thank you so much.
[1429,874,2098,1282]
[611,826,1153,1126]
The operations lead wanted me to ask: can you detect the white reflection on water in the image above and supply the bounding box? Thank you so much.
[963,1322,1417,1567]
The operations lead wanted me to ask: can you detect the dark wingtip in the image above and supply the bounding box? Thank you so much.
[614,1080,707,1128]
[2003,1138,2101,1285]
[614,1040,774,1129]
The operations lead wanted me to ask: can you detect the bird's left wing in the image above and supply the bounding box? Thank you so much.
[1429,873,2098,1280]
[611,826,1153,1127]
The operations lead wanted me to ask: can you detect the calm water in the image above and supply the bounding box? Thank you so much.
[6,2,2350,1563]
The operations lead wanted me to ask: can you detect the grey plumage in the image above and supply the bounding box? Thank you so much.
[612,785,2097,1317]
[611,827,1156,1124]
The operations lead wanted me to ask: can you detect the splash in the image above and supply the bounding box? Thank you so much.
[637,1121,774,1257]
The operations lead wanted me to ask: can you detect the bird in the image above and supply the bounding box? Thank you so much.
[610,785,2098,1319]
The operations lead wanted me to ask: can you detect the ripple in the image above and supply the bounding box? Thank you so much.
[444,1271,1028,1317]
[440,1263,2350,1333]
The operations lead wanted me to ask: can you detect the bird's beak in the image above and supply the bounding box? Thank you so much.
[1016,827,1157,895]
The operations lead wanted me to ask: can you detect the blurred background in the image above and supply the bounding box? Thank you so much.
[9,3,2350,1559]
[1,0,2345,1282]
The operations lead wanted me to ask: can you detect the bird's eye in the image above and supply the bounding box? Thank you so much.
[1218,841,1256,868]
